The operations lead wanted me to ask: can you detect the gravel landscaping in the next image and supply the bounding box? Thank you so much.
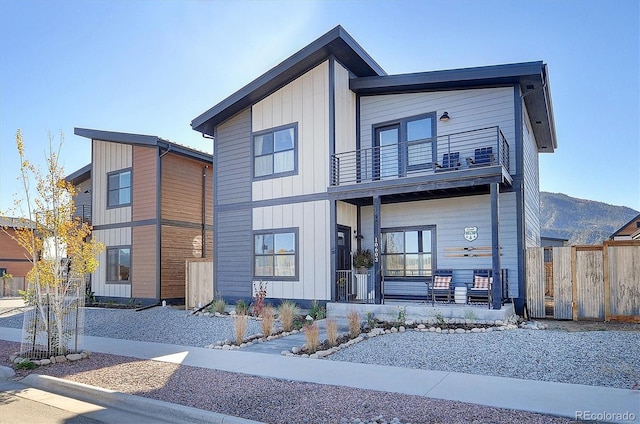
[1,305,638,423]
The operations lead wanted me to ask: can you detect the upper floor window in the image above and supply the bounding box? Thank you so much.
[253,124,297,179]
[373,113,436,179]
[107,169,131,208]
[107,246,130,282]
[254,229,298,280]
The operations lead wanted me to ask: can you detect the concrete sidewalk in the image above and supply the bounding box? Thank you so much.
[1,326,638,423]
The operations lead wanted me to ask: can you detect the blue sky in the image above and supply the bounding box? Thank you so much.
[1,0,638,213]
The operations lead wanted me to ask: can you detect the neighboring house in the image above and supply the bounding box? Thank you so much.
[70,129,213,305]
[190,25,557,313]
[0,217,34,296]
[540,236,569,262]
[609,213,640,241]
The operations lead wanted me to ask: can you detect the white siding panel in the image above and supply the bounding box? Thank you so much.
[335,62,356,155]
[360,193,519,297]
[92,140,132,226]
[252,200,329,301]
[252,61,329,201]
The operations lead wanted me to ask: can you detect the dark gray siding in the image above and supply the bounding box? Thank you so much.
[215,108,253,300]
[216,109,252,205]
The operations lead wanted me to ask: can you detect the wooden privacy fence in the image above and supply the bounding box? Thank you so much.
[1,276,26,297]
[185,259,213,310]
[526,241,640,321]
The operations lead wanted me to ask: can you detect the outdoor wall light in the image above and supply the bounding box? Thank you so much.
[439,111,450,121]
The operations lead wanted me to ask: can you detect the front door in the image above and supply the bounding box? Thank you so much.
[337,225,351,271]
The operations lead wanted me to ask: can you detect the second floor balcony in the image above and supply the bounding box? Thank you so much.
[330,126,511,190]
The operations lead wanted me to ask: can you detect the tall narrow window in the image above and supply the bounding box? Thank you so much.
[381,227,434,278]
[107,247,130,282]
[406,116,434,170]
[253,124,297,178]
[254,229,297,279]
[107,169,131,208]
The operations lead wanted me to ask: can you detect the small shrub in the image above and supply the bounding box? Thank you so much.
[235,299,249,315]
[233,314,248,345]
[208,298,226,314]
[15,360,37,370]
[434,311,446,326]
[464,309,478,322]
[252,281,267,317]
[260,306,275,336]
[325,318,338,346]
[278,300,298,332]
[304,323,320,353]
[347,310,361,338]
[396,306,406,326]
[309,300,325,320]
[366,311,376,329]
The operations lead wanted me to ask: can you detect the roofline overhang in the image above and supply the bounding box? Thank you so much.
[190,25,386,136]
[74,127,213,163]
[351,61,558,152]
[610,213,640,238]
[65,163,91,184]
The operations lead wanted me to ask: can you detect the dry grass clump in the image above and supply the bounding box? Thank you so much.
[233,314,248,345]
[211,299,226,314]
[347,310,361,338]
[304,323,320,353]
[260,306,275,336]
[325,318,338,346]
[278,300,298,332]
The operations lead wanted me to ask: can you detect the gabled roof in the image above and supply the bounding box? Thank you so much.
[66,163,91,185]
[350,61,557,152]
[0,216,36,230]
[610,213,640,239]
[191,25,386,136]
[74,128,212,163]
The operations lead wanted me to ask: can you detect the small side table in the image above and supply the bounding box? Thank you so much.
[454,286,467,304]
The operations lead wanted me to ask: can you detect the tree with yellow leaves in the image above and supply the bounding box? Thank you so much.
[2,130,103,358]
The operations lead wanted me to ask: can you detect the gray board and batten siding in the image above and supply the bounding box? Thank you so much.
[214,108,254,299]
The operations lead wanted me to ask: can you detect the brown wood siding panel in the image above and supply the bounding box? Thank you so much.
[161,154,212,225]
[161,225,208,299]
[0,230,33,277]
[132,225,157,299]
[133,146,158,221]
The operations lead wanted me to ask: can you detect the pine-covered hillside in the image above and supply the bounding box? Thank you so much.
[540,192,639,245]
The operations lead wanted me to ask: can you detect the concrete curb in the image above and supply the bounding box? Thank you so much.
[22,374,262,424]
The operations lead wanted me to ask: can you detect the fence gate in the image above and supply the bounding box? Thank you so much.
[526,241,640,322]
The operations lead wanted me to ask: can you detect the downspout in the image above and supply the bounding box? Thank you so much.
[201,165,208,258]
[157,145,171,304]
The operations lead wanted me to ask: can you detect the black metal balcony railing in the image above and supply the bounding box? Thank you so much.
[331,126,510,186]
[74,204,92,225]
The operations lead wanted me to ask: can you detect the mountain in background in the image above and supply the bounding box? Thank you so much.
[540,192,639,245]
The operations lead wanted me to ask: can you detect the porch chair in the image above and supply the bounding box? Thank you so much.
[434,152,461,172]
[466,147,495,168]
[429,269,454,303]
[467,269,492,304]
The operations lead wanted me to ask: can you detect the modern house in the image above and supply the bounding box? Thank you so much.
[191,25,557,313]
[0,217,35,296]
[610,213,640,241]
[70,129,213,305]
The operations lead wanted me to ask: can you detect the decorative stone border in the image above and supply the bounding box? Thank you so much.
[9,350,92,367]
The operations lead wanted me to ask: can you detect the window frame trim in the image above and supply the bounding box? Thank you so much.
[380,225,437,281]
[106,167,133,209]
[372,112,437,176]
[253,227,299,281]
[251,123,299,181]
[105,245,132,284]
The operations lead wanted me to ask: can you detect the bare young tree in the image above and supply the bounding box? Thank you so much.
[1,130,103,357]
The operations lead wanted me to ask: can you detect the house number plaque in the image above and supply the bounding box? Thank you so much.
[373,237,379,263]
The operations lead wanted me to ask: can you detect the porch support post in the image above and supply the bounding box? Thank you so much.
[373,195,382,304]
[490,183,502,310]
[330,199,337,302]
